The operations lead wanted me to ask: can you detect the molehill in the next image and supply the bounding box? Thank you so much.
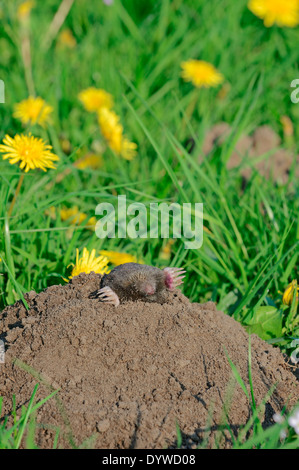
[1,272,298,448]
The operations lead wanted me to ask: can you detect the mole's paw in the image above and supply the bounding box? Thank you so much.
[96,286,120,307]
[163,267,186,291]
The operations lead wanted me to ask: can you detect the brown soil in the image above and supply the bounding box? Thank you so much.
[201,123,298,183]
[1,272,298,449]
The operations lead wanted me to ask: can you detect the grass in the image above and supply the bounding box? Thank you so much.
[0,0,298,449]
[224,339,299,449]
[0,384,59,449]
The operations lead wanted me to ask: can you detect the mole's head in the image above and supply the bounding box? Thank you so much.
[130,269,165,302]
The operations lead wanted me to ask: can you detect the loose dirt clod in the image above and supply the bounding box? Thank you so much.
[201,123,298,184]
[1,272,298,449]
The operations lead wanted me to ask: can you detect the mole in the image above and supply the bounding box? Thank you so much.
[96,262,186,307]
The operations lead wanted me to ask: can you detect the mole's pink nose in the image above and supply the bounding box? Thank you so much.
[143,283,155,295]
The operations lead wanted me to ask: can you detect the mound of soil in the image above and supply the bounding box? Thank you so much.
[1,272,298,449]
[201,123,299,183]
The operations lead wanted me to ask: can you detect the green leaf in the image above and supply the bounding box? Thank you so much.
[244,306,283,340]
[175,421,182,449]
[223,347,250,400]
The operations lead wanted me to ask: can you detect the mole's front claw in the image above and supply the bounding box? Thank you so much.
[96,286,120,307]
[163,267,186,291]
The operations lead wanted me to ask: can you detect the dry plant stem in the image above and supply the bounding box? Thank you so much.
[8,173,25,218]
[42,0,75,51]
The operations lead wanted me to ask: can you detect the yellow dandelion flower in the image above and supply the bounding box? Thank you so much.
[57,28,76,48]
[17,0,34,20]
[99,250,139,266]
[60,206,96,229]
[98,107,123,152]
[78,87,113,113]
[68,248,109,279]
[0,133,59,172]
[98,108,137,159]
[181,60,224,88]
[248,0,299,27]
[121,137,137,161]
[86,216,97,228]
[45,206,96,230]
[282,280,299,306]
[60,206,87,225]
[74,153,103,170]
[13,96,53,127]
